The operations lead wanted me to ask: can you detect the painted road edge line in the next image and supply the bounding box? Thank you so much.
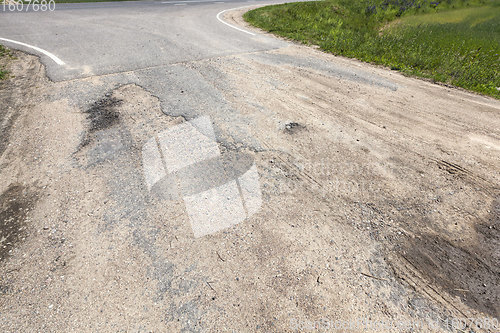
[216,6,257,36]
[0,37,65,66]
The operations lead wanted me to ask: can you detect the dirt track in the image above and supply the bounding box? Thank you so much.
[0,10,499,332]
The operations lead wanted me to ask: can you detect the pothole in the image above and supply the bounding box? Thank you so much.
[283,122,306,134]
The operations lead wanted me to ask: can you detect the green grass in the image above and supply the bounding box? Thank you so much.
[0,45,11,80]
[244,0,500,98]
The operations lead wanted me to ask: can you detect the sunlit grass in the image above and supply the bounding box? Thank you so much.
[0,45,10,80]
[244,0,500,98]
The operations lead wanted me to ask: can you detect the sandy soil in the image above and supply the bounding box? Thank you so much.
[0,13,499,332]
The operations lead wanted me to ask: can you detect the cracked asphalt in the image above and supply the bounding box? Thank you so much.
[0,1,499,332]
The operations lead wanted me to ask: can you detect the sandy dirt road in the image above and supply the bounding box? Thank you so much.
[0,3,499,332]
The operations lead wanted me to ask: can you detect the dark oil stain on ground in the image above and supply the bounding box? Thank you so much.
[86,96,121,132]
[401,198,500,318]
[80,95,122,147]
[0,184,37,261]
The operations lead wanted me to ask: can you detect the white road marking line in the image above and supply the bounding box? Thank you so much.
[174,3,187,5]
[216,6,258,36]
[0,37,65,66]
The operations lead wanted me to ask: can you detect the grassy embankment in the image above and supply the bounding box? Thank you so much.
[244,0,500,98]
[0,46,11,80]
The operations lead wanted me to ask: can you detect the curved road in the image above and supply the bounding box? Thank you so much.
[0,0,289,81]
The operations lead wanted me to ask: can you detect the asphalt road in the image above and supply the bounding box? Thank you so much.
[0,0,289,81]
[0,1,499,332]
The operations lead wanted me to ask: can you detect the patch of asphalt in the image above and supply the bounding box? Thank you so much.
[80,95,122,148]
[53,61,265,154]
[74,85,215,330]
